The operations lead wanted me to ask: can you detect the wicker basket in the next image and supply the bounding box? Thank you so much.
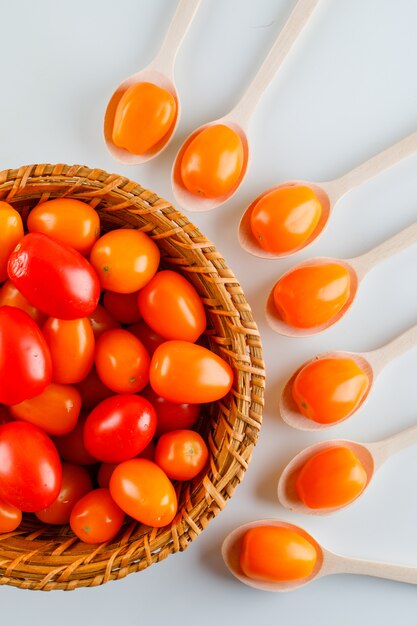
[0,163,265,591]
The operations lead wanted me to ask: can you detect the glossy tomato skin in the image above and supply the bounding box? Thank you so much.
[0,280,47,326]
[43,317,95,384]
[138,270,206,342]
[52,413,98,466]
[8,233,100,320]
[35,462,93,525]
[0,421,62,512]
[95,329,150,394]
[150,341,233,403]
[103,290,141,324]
[0,202,24,282]
[155,430,209,481]
[0,498,22,532]
[83,394,157,463]
[127,320,166,356]
[110,459,177,527]
[0,306,52,405]
[97,441,156,488]
[143,386,201,437]
[88,304,120,339]
[27,199,100,255]
[70,488,125,544]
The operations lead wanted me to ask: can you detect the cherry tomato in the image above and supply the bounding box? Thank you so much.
[180,124,244,198]
[127,320,166,356]
[0,421,62,512]
[292,357,370,424]
[0,306,52,405]
[138,270,206,342]
[70,488,125,544]
[10,383,82,435]
[150,340,233,403]
[88,303,120,339]
[52,413,98,466]
[84,394,156,463]
[240,526,317,582]
[0,202,24,282]
[250,185,322,254]
[43,317,95,384]
[273,262,351,328]
[0,498,22,532]
[97,441,156,488]
[90,230,160,293]
[103,290,141,324]
[143,386,200,437]
[295,446,368,509]
[155,430,208,481]
[112,82,177,155]
[27,199,100,255]
[75,367,113,411]
[0,405,13,426]
[0,280,47,326]
[95,329,150,394]
[110,459,177,527]
[8,233,100,320]
[35,462,93,525]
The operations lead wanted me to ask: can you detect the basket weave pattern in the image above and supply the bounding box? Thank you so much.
[0,164,265,591]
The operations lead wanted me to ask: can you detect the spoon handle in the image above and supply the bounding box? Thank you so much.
[231,0,320,126]
[329,552,417,585]
[150,0,201,75]
[370,423,417,465]
[330,129,417,201]
[366,322,417,374]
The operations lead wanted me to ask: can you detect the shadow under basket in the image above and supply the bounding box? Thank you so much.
[0,164,265,591]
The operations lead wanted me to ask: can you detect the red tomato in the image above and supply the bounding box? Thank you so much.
[95,329,150,394]
[110,459,177,527]
[150,340,233,403]
[88,304,120,339]
[27,198,100,255]
[138,270,206,342]
[8,233,100,320]
[0,306,52,405]
[52,413,98,465]
[83,395,156,463]
[70,488,125,544]
[97,441,156,488]
[127,320,166,356]
[155,430,209,481]
[103,290,141,324]
[43,317,95,384]
[10,383,81,435]
[0,202,24,282]
[0,280,47,326]
[0,498,22,532]
[0,421,62,512]
[75,367,113,411]
[143,386,201,437]
[35,462,93,525]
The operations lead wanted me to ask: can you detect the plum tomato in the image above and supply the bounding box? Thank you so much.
[70,488,125,544]
[0,498,22,532]
[97,441,156,488]
[95,329,150,394]
[52,413,98,466]
[8,232,100,320]
[88,304,120,339]
[83,394,156,463]
[43,317,95,384]
[0,280,47,326]
[155,430,209,481]
[0,421,62,512]
[0,202,24,282]
[0,306,52,406]
[103,290,141,324]
[127,320,166,356]
[142,386,201,437]
[75,367,113,411]
[35,462,93,525]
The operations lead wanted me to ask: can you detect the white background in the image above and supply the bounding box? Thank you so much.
[2,0,417,623]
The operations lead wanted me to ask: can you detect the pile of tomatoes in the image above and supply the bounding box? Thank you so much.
[0,198,233,543]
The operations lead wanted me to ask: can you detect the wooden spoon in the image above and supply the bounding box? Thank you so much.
[277,424,417,515]
[266,219,417,337]
[104,0,201,164]
[172,0,321,212]
[280,323,417,431]
[239,129,417,258]
[222,519,417,591]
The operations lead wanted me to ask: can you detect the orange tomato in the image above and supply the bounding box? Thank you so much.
[155,430,208,481]
[240,526,317,582]
[180,124,244,198]
[127,320,166,356]
[250,185,322,254]
[112,82,177,155]
[292,357,370,424]
[27,199,100,255]
[150,340,233,403]
[75,367,113,411]
[88,303,120,339]
[70,488,125,544]
[138,270,206,342]
[52,413,98,466]
[97,441,156,488]
[0,201,24,282]
[103,290,141,324]
[295,446,368,509]
[10,383,82,435]
[273,263,351,328]
[43,317,95,384]
[110,458,177,527]
[0,279,47,326]
[90,230,160,293]
[95,329,150,394]
[0,498,22,532]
